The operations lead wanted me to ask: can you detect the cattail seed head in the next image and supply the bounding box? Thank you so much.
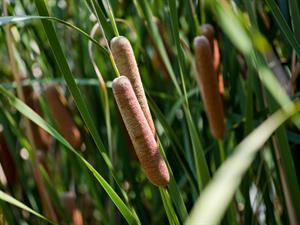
[44,85,81,149]
[194,36,225,139]
[200,24,215,53]
[110,36,156,137]
[117,108,139,161]
[23,85,51,150]
[200,24,220,74]
[112,76,169,186]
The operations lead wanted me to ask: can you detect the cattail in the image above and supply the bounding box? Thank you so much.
[117,108,138,161]
[218,74,224,95]
[200,24,223,94]
[0,130,18,186]
[23,85,51,150]
[200,24,215,54]
[194,36,225,139]
[112,76,169,186]
[44,85,81,149]
[200,24,220,71]
[213,39,220,74]
[60,192,83,225]
[110,36,156,137]
[214,39,224,94]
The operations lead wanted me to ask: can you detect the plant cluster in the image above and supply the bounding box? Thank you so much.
[0,0,299,225]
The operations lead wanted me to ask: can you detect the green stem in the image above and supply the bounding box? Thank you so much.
[200,0,206,24]
[159,188,180,225]
[184,108,210,192]
[109,51,120,77]
[104,0,119,37]
[217,139,225,163]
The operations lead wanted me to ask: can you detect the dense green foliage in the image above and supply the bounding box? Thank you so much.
[0,0,300,225]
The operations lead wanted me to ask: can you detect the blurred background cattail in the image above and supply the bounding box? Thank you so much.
[112,76,169,186]
[23,85,51,151]
[194,36,225,139]
[44,85,82,149]
[200,24,223,94]
[200,24,215,54]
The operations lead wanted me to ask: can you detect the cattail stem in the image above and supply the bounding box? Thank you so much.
[44,85,81,149]
[112,76,169,186]
[110,36,156,136]
[194,36,225,139]
[217,139,225,163]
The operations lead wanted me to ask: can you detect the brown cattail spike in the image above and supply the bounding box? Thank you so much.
[200,24,215,53]
[117,109,138,161]
[110,36,156,137]
[201,24,221,73]
[112,76,169,186]
[44,85,81,149]
[200,24,223,95]
[194,36,225,139]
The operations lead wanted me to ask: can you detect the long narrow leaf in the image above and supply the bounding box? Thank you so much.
[157,139,188,222]
[0,16,108,55]
[0,190,56,225]
[265,0,300,59]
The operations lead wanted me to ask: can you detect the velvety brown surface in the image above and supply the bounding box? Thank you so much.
[112,76,169,186]
[111,36,156,137]
[44,85,81,149]
[194,36,225,139]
